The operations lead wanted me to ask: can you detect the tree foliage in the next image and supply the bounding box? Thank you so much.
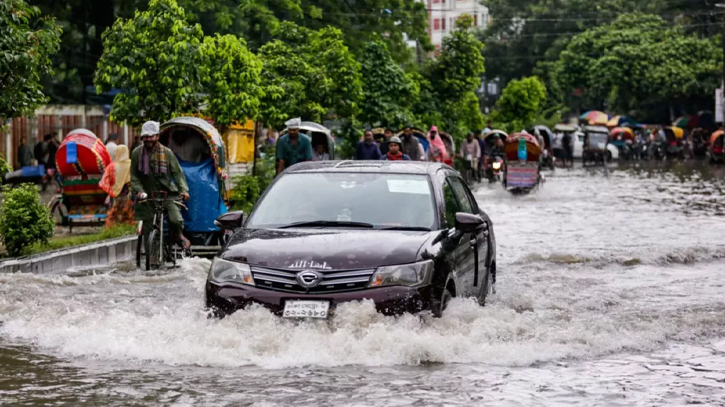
[202,34,264,128]
[0,0,61,123]
[256,23,362,127]
[556,13,722,115]
[359,41,418,128]
[417,16,485,139]
[491,76,547,133]
[94,0,208,126]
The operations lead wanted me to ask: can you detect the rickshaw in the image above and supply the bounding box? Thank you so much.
[280,121,336,160]
[709,130,724,164]
[664,126,686,159]
[503,132,542,194]
[48,129,112,232]
[136,117,230,269]
[610,127,637,160]
[531,125,554,169]
[582,126,610,166]
[483,130,508,182]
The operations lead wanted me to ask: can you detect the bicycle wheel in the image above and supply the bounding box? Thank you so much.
[145,229,161,271]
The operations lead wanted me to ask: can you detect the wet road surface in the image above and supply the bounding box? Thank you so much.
[1,162,725,406]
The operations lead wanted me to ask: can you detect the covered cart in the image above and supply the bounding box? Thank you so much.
[503,132,542,194]
[49,129,112,232]
[157,117,229,258]
[280,122,336,160]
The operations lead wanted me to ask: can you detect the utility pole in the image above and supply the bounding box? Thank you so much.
[716,4,725,126]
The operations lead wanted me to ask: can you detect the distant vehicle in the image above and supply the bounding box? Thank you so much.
[582,126,610,166]
[557,125,619,161]
[503,132,542,194]
[206,161,497,319]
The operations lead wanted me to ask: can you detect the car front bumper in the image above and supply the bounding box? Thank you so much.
[205,281,433,317]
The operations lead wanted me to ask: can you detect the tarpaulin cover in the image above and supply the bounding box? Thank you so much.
[179,157,227,232]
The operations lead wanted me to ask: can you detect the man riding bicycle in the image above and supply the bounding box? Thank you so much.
[131,121,191,249]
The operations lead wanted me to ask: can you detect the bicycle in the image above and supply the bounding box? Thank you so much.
[136,191,190,271]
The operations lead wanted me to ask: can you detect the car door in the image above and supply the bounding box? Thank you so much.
[454,179,490,290]
[442,176,479,297]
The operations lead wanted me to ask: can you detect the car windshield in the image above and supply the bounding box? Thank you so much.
[247,173,437,230]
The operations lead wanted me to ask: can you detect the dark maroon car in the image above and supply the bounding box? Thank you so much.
[206,161,497,319]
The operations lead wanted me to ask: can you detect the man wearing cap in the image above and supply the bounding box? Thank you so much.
[381,137,410,161]
[131,120,191,249]
[400,126,423,161]
[276,117,313,175]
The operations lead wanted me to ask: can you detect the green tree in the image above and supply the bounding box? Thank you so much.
[257,23,362,127]
[0,0,61,125]
[0,184,55,257]
[425,15,485,139]
[94,0,208,126]
[202,34,264,128]
[480,0,666,86]
[358,41,418,128]
[491,76,547,133]
[556,13,721,117]
[175,0,431,61]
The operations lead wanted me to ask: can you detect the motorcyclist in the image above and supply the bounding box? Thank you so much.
[131,121,191,250]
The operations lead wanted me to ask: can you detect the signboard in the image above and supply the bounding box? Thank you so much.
[506,166,538,188]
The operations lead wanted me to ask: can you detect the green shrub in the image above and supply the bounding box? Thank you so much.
[229,175,261,214]
[0,153,11,178]
[0,184,54,257]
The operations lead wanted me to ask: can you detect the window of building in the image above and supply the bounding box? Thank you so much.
[442,18,446,31]
[434,18,440,31]
[474,14,478,26]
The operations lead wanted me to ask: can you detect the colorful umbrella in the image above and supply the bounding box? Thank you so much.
[607,115,637,128]
[581,110,609,125]
[610,127,635,141]
[673,116,690,128]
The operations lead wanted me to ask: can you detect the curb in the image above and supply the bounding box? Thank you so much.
[0,236,137,274]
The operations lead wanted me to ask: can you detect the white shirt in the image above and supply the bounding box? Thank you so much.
[553,133,563,149]
[106,142,118,160]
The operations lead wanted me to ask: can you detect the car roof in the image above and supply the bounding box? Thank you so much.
[285,160,451,176]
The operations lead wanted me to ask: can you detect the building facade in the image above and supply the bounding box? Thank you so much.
[427,0,490,49]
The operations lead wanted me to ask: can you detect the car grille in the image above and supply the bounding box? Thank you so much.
[250,266,375,294]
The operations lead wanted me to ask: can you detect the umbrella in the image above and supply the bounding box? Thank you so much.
[607,115,637,128]
[581,110,609,125]
[673,116,690,128]
[611,127,635,140]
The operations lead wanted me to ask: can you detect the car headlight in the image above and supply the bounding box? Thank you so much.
[368,260,434,288]
[208,257,255,286]
[492,162,501,170]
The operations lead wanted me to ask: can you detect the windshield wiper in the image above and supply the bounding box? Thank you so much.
[378,226,432,231]
[278,220,375,229]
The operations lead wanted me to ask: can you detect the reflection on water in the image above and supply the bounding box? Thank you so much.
[1,162,725,406]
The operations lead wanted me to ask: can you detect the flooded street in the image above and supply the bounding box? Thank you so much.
[2,162,725,406]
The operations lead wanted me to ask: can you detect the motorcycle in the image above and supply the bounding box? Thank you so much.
[486,154,505,183]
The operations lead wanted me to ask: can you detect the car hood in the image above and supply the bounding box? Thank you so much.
[222,228,434,270]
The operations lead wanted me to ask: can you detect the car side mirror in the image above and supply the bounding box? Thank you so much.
[215,211,244,231]
[454,212,484,234]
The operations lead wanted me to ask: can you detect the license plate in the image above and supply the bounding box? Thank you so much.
[283,300,330,319]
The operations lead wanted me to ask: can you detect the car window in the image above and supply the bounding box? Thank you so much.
[247,173,437,229]
[442,180,461,228]
[447,177,475,214]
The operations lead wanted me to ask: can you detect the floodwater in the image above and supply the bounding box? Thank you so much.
[2,162,725,406]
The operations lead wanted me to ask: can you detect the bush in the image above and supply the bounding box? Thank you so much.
[0,153,11,179]
[0,184,54,256]
[229,175,261,214]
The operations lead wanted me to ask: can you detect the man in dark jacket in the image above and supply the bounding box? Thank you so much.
[34,135,47,167]
[131,121,191,249]
[381,137,411,161]
[354,130,382,160]
[400,126,423,161]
